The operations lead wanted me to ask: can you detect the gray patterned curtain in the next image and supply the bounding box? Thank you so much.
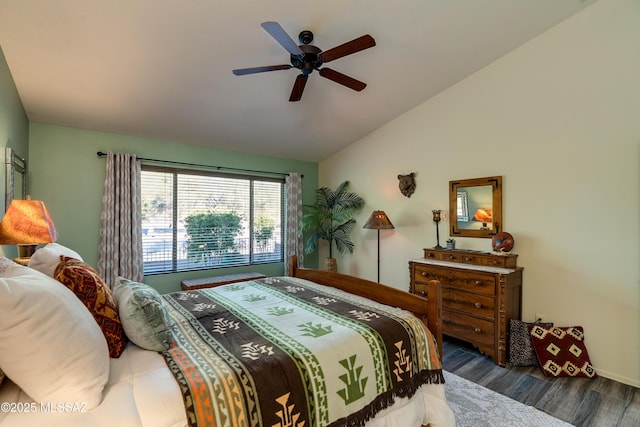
[284,172,303,274]
[97,152,143,287]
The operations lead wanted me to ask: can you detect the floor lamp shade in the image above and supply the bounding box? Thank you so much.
[363,211,394,230]
[363,210,394,282]
[0,199,57,257]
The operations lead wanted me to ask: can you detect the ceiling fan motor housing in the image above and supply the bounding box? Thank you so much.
[291,44,323,75]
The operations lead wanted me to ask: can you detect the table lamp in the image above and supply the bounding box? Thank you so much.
[473,208,493,230]
[0,198,57,263]
[432,209,443,249]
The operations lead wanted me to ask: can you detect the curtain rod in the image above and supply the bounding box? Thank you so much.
[96,151,299,178]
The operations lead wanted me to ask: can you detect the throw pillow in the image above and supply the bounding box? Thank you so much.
[0,259,109,409]
[54,256,127,358]
[529,325,597,378]
[113,277,172,351]
[28,243,83,277]
[508,319,553,367]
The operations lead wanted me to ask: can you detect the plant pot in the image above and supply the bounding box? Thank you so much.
[324,257,337,272]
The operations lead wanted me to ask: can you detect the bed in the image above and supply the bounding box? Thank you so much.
[0,251,454,427]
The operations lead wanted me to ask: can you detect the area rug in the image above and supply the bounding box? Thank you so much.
[444,371,574,426]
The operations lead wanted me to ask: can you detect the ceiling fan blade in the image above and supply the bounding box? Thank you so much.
[261,21,304,58]
[232,64,292,76]
[289,74,308,102]
[319,68,366,91]
[320,34,376,63]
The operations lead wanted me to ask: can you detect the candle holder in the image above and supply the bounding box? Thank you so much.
[432,209,443,249]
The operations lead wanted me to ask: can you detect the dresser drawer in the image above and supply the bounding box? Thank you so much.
[413,282,431,298]
[413,266,496,296]
[442,310,495,348]
[442,289,495,319]
[423,248,517,268]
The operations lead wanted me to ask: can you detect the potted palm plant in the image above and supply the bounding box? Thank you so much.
[301,181,365,272]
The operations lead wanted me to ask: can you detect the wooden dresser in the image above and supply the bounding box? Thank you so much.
[409,248,523,366]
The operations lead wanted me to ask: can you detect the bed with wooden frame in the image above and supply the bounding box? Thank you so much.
[0,253,454,427]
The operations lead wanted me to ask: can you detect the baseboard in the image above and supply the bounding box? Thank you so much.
[596,368,640,388]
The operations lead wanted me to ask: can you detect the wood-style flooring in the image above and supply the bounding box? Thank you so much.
[441,337,640,426]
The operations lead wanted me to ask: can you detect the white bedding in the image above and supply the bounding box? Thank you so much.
[0,344,184,427]
[0,343,453,427]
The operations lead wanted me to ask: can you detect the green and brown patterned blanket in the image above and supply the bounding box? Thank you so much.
[162,276,444,427]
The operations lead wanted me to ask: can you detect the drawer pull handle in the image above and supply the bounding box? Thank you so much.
[426,253,435,258]
[421,272,429,277]
[420,291,427,297]
[474,328,482,334]
[474,280,482,286]
[474,302,482,309]
[448,255,454,260]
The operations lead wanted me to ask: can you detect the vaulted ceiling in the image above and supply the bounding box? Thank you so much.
[0,0,597,162]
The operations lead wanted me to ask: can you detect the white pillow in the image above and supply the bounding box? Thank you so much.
[0,259,109,410]
[28,243,83,277]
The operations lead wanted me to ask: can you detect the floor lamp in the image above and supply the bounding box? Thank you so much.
[363,210,394,283]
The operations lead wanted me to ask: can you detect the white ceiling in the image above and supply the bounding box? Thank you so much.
[0,0,597,162]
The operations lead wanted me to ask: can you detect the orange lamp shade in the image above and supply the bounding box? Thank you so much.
[472,208,493,223]
[0,199,58,245]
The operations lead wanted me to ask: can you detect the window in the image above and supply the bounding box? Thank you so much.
[141,166,284,275]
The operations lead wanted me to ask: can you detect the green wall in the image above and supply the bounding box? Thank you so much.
[28,123,319,293]
[0,46,29,259]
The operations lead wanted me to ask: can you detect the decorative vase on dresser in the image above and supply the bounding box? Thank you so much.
[409,248,523,367]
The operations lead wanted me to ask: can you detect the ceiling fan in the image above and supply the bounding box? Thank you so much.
[232,22,376,102]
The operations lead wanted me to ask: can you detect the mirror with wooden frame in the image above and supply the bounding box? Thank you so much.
[449,176,502,238]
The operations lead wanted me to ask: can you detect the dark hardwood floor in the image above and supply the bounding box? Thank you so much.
[441,337,639,426]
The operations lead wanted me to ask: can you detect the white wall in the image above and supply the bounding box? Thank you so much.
[319,0,639,386]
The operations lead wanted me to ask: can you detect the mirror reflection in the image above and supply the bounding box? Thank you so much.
[449,176,502,238]
[457,185,493,230]
[457,191,469,222]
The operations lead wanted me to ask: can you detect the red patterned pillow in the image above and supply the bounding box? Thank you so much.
[54,256,126,358]
[528,325,597,378]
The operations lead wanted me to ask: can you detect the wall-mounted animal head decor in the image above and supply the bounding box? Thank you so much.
[398,173,416,198]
